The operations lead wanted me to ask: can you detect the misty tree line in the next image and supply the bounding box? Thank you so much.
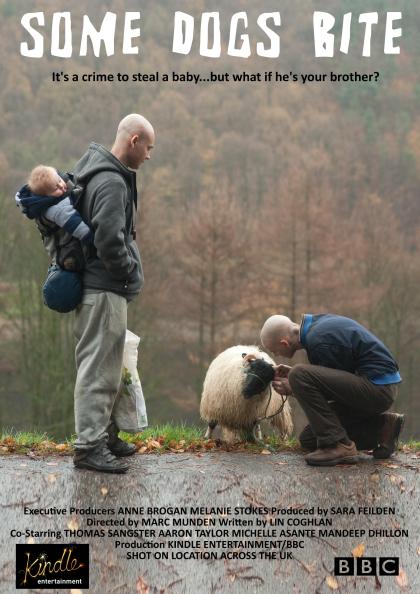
[0,0,419,437]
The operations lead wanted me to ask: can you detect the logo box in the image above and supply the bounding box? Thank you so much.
[334,557,399,576]
[16,544,89,589]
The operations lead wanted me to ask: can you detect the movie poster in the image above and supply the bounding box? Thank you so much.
[1,1,419,593]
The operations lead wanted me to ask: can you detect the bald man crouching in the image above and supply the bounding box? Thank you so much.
[71,114,155,473]
[260,314,404,466]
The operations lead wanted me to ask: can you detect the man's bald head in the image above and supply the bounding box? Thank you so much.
[116,114,154,141]
[112,113,155,170]
[260,315,302,358]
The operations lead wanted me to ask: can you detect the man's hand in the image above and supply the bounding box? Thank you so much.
[273,364,292,379]
[272,378,293,396]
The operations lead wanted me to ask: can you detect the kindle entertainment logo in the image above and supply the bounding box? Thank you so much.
[16,544,89,589]
[334,557,399,576]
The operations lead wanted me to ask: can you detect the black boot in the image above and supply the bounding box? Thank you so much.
[74,441,129,473]
[107,422,137,457]
[373,413,405,459]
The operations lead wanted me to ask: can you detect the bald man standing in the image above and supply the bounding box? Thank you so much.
[260,314,404,466]
[71,114,155,473]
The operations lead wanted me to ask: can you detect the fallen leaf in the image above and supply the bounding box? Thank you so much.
[389,475,406,492]
[326,575,339,590]
[148,439,162,449]
[27,537,35,544]
[100,487,108,496]
[295,558,316,574]
[71,590,83,594]
[47,474,57,483]
[3,437,16,447]
[417,547,420,556]
[260,449,271,455]
[46,462,58,466]
[138,446,147,454]
[55,443,68,451]
[136,576,150,594]
[352,543,365,558]
[395,568,409,590]
[370,470,380,482]
[26,451,37,460]
[67,518,79,530]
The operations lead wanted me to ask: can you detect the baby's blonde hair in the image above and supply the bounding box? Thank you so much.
[28,165,57,195]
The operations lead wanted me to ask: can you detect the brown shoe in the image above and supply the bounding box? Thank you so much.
[305,441,359,466]
[373,413,405,459]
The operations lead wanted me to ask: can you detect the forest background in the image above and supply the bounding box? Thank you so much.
[0,0,419,440]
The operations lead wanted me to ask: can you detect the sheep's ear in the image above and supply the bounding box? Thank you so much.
[243,353,257,364]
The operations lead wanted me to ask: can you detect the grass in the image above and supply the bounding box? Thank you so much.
[122,423,204,445]
[0,428,52,446]
[0,426,418,456]
[0,424,299,455]
[401,439,420,452]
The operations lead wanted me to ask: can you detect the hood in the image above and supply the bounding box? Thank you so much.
[72,142,135,188]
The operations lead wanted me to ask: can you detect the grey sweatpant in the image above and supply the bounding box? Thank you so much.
[73,291,127,450]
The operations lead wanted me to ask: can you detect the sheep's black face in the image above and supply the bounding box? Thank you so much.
[243,359,275,399]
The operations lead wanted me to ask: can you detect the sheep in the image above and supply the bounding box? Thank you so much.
[200,345,293,443]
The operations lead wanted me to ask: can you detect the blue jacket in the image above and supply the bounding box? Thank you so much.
[300,314,401,385]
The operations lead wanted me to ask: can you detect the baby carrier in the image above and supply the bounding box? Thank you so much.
[15,172,88,312]
[16,172,87,272]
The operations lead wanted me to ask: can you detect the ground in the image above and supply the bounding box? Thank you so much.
[0,449,419,594]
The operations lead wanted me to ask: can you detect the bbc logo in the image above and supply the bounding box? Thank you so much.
[334,557,399,576]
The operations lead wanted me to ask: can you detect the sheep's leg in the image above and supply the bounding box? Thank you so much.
[250,422,263,443]
[205,420,217,439]
[253,422,276,452]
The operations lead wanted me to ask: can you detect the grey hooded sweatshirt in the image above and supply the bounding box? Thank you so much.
[72,143,144,300]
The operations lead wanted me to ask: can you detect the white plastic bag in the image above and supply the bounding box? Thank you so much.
[113,330,148,432]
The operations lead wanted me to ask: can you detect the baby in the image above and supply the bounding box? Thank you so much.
[15,165,94,271]
[26,165,93,244]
